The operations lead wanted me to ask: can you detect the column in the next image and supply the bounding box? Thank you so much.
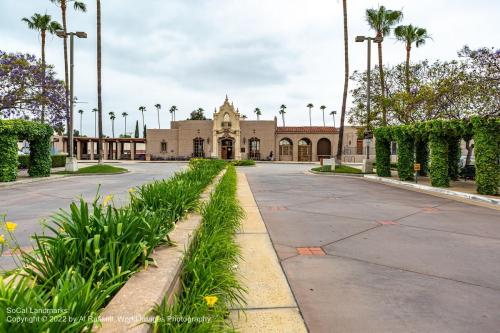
[235,131,241,160]
[116,141,121,160]
[103,141,109,160]
[76,140,82,160]
[130,141,135,160]
[211,131,218,158]
[90,140,94,160]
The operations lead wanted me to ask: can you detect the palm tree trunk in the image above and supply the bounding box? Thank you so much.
[377,33,386,125]
[322,110,325,126]
[336,0,349,163]
[157,110,160,129]
[309,109,311,126]
[97,0,104,163]
[61,1,70,134]
[112,120,114,138]
[79,114,82,134]
[282,114,285,127]
[124,117,127,136]
[41,29,46,123]
[141,112,145,130]
[405,44,411,93]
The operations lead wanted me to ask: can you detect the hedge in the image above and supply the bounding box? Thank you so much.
[448,136,461,181]
[393,125,415,181]
[373,127,392,177]
[0,133,18,182]
[18,154,67,169]
[415,138,429,177]
[472,117,500,195]
[429,134,449,187]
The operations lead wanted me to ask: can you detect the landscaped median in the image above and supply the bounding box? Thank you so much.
[0,159,226,332]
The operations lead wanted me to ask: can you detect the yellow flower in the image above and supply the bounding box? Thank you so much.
[5,222,17,232]
[204,295,218,308]
[128,188,135,193]
[0,234,5,244]
[102,195,113,206]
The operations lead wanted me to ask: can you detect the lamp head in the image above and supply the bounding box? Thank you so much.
[75,32,88,38]
[355,36,366,42]
[56,30,66,38]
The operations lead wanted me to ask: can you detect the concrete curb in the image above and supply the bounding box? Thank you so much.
[95,169,226,333]
[229,172,308,333]
[308,169,365,177]
[364,174,500,209]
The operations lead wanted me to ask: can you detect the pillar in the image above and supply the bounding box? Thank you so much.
[130,141,135,160]
[76,140,82,160]
[89,140,94,160]
[116,141,121,160]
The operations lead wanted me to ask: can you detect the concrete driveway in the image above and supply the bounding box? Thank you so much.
[242,163,500,333]
[0,162,185,271]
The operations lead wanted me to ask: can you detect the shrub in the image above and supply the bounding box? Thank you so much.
[415,138,429,177]
[393,125,415,181]
[51,154,67,168]
[0,134,18,182]
[472,117,500,195]
[231,159,256,166]
[429,135,449,187]
[374,127,392,177]
[448,136,461,181]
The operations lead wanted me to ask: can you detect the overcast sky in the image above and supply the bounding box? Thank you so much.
[1,0,498,136]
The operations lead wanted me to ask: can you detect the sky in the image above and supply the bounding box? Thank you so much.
[1,0,498,136]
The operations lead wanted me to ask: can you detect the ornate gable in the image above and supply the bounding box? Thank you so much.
[213,95,241,134]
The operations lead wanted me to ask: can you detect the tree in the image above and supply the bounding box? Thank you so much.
[169,105,177,122]
[306,103,314,126]
[92,108,97,137]
[330,110,337,127]
[109,111,115,138]
[77,109,84,134]
[22,14,62,123]
[365,5,403,125]
[337,0,349,163]
[138,106,146,130]
[189,108,207,120]
[254,107,262,120]
[49,0,86,141]
[155,103,161,128]
[279,104,286,126]
[121,112,128,136]
[395,24,431,93]
[320,105,327,126]
[241,114,248,119]
[0,51,66,127]
[134,120,139,138]
[143,124,147,138]
[96,0,103,163]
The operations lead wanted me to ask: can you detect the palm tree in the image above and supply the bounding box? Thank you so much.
[121,112,128,136]
[395,24,431,93]
[279,105,287,127]
[337,0,349,163]
[320,105,327,126]
[330,110,337,127]
[109,112,115,138]
[49,0,86,135]
[366,5,403,125]
[96,0,103,162]
[92,108,97,137]
[155,103,161,129]
[22,14,62,123]
[241,115,248,120]
[306,103,314,126]
[254,107,262,120]
[138,106,146,131]
[77,109,84,134]
[169,105,177,122]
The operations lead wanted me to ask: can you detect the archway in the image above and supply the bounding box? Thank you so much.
[220,138,234,159]
[298,138,312,162]
[248,137,260,160]
[193,137,205,157]
[279,138,293,161]
[317,138,332,161]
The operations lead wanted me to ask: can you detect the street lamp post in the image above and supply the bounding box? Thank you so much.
[355,35,382,160]
[56,30,87,171]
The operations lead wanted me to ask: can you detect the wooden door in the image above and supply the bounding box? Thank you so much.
[221,146,227,160]
[298,145,311,161]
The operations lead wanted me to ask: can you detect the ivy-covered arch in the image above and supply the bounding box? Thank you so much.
[374,117,499,195]
[0,119,53,182]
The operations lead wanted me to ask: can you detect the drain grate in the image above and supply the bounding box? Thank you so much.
[296,247,326,256]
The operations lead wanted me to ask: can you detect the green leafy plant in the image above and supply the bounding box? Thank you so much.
[374,127,392,177]
[231,159,256,166]
[472,117,500,195]
[393,125,415,181]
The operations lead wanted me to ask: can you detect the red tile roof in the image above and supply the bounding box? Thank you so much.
[276,126,338,134]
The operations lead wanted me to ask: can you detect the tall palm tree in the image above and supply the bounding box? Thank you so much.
[254,107,262,120]
[279,105,287,127]
[49,0,86,134]
[77,109,84,134]
[320,105,327,126]
[395,24,431,93]
[169,105,177,122]
[22,14,62,123]
[241,115,248,120]
[330,110,337,127]
[337,0,349,163]
[154,103,161,128]
[96,0,103,162]
[92,108,97,137]
[138,106,146,132]
[306,103,314,126]
[121,112,128,136]
[366,5,403,125]
[109,111,115,138]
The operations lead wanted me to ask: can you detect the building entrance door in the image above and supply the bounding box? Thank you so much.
[221,139,234,159]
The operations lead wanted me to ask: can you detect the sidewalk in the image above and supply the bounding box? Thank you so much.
[229,172,307,333]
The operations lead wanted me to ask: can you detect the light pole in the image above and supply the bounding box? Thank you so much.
[355,35,382,159]
[57,30,87,171]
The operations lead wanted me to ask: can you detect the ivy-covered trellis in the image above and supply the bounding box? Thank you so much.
[374,117,500,195]
[0,119,53,182]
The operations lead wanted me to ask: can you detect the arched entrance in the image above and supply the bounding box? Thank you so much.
[248,137,260,160]
[317,138,332,161]
[298,138,312,162]
[220,138,234,159]
[279,138,293,161]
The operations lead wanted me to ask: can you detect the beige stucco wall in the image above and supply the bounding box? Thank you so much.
[146,129,179,158]
[240,120,276,160]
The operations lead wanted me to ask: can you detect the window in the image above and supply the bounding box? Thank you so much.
[248,137,260,160]
[193,137,204,157]
[222,113,232,128]
[161,140,167,153]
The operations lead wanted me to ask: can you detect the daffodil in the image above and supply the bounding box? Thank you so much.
[102,195,113,206]
[5,222,17,232]
[204,295,218,308]
[128,188,135,193]
[0,234,5,244]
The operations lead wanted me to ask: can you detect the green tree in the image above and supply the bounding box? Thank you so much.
[395,24,431,93]
[22,14,62,123]
[169,105,177,121]
[109,111,115,138]
[306,103,314,126]
[365,5,403,125]
[143,124,147,138]
[189,108,207,120]
[121,112,128,137]
[77,109,84,135]
[92,108,97,137]
[337,0,349,162]
[254,107,262,120]
[320,105,327,126]
[155,103,161,128]
[96,0,104,163]
[279,104,286,126]
[134,120,139,138]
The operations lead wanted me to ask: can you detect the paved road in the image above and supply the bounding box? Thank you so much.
[243,163,500,333]
[0,162,185,270]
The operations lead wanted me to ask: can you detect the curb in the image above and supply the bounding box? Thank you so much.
[364,175,500,209]
[308,170,365,177]
[95,169,226,333]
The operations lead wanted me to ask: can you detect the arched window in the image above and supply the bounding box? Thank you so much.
[279,138,293,161]
[222,113,231,128]
[193,137,204,157]
[160,140,167,153]
[317,138,332,160]
[248,137,260,160]
[298,138,312,161]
